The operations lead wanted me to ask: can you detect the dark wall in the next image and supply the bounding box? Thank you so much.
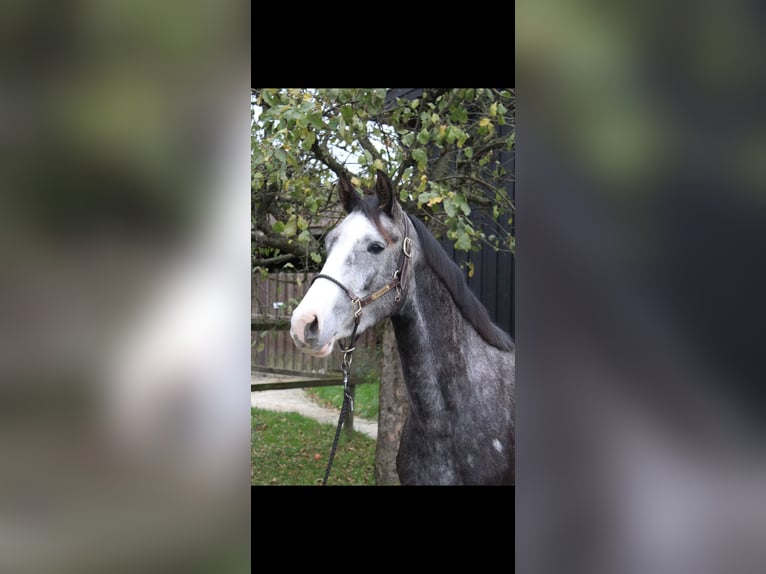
[441,124,515,339]
[441,231,515,340]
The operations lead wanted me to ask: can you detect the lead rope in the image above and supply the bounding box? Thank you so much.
[321,322,359,486]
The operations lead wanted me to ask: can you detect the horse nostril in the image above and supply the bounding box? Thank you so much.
[304,315,319,342]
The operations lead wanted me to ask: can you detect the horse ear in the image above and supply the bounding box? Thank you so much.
[375,170,397,217]
[338,171,361,213]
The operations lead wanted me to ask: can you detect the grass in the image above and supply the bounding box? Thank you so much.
[251,408,377,486]
[306,380,380,420]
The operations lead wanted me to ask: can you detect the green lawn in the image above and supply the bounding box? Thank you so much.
[306,380,380,420]
[251,408,377,486]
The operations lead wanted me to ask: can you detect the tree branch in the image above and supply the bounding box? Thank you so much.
[310,137,346,177]
[254,231,321,259]
[393,156,414,190]
[473,138,511,157]
[253,253,298,267]
[430,174,504,207]
[358,135,384,164]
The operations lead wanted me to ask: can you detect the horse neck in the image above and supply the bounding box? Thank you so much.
[390,259,476,419]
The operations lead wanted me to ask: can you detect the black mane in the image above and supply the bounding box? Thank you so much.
[408,215,514,352]
[348,193,513,353]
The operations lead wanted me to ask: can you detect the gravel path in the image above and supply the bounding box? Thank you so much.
[251,388,378,439]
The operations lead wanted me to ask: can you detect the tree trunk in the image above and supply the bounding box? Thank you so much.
[374,319,409,485]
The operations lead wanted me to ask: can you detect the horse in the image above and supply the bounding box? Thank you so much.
[290,170,515,485]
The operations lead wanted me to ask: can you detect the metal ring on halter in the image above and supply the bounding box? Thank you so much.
[402,236,413,258]
[351,298,362,318]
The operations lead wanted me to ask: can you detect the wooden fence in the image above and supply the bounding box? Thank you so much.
[252,272,378,373]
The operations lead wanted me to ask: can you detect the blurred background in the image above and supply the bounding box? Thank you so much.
[0,1,250,572]
[5,0,766,569]
[517,1,766,573]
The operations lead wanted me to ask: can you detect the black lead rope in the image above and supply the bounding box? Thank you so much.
[321,323,359,486]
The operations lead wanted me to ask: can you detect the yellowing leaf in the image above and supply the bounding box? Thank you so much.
[479,117,491,127]
[427,196,443,207]
[373,158,385,171]
[283,216,297,237]
[351,176,361,187]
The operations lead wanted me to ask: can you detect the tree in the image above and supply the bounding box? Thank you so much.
[251,88,515,483]
[252,88,514,271]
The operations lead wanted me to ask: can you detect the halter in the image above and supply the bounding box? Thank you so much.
[311,211,413,355]
[311,211,413,486]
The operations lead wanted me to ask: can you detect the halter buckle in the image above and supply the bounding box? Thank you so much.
[351,298,362,318]
[402,236,413,258]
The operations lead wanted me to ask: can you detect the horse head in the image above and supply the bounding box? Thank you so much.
[290,170,413,357]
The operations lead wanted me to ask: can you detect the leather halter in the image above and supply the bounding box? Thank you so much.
[311,211,413,343]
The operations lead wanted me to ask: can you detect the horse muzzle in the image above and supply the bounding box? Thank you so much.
[290,312,336,358]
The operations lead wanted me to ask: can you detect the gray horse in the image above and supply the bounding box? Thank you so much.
[290,170,515,485]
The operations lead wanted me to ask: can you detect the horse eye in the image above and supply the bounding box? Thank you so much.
[367,242,385,254]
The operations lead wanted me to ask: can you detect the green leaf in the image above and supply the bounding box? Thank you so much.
[271,221,285,234]
[307,112,325,129]
[301,130,316,151]
[443,196,456,217]
[310,252,322,264]
[464,146,474,159]
[401,132,415,147]
[455,229,472,251]
[411,148,427,167]
[262,89,277,106]
[340,105,353,123]
[417,128,430,145]
[450,104,468,124]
